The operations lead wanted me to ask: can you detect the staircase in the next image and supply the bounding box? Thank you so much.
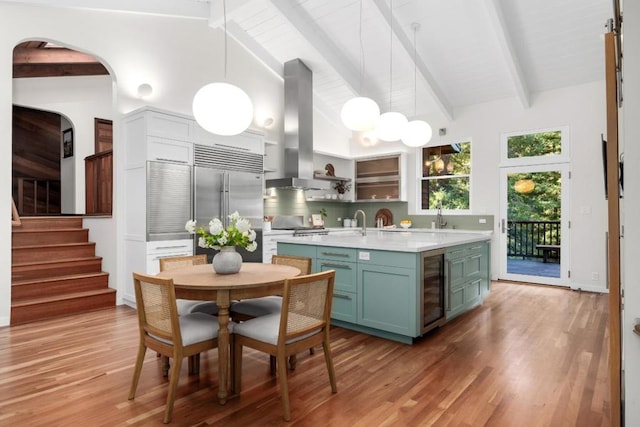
[11,217,115,325]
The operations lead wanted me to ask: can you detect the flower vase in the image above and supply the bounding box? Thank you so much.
[337,193,344,200]
[212,246,242,274]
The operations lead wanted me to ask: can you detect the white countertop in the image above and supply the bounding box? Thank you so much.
[276,229,491,253]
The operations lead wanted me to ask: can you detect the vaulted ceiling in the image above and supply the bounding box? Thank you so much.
[7,0,613,124]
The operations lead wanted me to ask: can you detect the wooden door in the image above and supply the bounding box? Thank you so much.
[605,29,621,427]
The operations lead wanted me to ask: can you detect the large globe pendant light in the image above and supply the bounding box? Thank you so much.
[341,97,380,131]
[401,119,432,147]
[341,0,380,131]
[401,23,432,147]
[376,0,406,142]
[193,82,253,136]
[192,0,253,136]
[377,111,408,141]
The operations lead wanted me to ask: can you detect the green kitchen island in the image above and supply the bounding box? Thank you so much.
[277,230,491,344]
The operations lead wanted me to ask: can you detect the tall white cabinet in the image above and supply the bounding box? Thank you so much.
[121,107,196,306]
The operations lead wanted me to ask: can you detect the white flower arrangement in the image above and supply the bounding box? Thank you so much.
[185,211,257,252]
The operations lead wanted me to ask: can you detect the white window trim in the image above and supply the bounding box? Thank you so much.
[417,140,472,215]
[500,125,571,167]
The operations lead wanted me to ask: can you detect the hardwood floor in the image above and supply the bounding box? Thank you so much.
[0,281,609,426]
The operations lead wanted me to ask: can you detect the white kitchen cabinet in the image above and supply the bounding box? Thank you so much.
[123,107,195,167]
[121,107,195,306]
[262,231,294,263]
[145,240,194,275]
[194,123,264,155]
[147,136,193,165]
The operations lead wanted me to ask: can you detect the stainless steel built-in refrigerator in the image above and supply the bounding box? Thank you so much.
[193,144,264,263]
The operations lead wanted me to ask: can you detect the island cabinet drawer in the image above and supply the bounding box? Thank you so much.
[318,260,357,293]
[356,249,417,269]
[277,243,318,268]
[331,291,357,323]
[316,247,357,263]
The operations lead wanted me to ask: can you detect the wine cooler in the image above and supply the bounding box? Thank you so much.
[420,248,446,334]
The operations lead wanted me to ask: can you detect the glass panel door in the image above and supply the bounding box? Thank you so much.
[499,164,569,286]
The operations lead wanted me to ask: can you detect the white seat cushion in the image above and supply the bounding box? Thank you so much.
[230,296,282,317]
[176,299,219,316]
[152,312,233,346]
[233,313,319,346]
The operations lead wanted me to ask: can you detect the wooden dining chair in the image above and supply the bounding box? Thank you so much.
[230,254,313,373]
[159,255,218,316]
[128,272,223,424]
[232,270,337,421]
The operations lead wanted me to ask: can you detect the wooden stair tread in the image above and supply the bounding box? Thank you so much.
[12,228,88,234]
[12,271,109,286]
[12,256,102,268]
[11,288,116,308]
[12,242,95,250]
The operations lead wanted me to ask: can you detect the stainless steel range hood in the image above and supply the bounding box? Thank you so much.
[265,59,330,190]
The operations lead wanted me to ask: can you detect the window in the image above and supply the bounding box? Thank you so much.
[421,142,471,210]
[501,126,569,165]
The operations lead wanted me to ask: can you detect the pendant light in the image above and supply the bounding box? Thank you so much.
[341,0,380,131]
[193,0,253,136]
[376,0,407,142]
[401,23,433,147]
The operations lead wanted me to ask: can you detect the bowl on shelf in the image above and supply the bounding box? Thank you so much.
[399,220,412,229]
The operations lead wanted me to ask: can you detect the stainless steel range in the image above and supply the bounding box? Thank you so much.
[270,215,328,237]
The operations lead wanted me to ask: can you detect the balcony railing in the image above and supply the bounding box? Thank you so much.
[507,220,560,260]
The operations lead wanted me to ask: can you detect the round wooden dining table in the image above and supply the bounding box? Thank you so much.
[157,262,300,404]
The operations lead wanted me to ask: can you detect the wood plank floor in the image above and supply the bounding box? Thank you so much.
[0,281,610,426]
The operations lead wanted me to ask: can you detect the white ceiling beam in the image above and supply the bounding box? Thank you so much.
[221,20,342,127]
[483,0,530,108]
[1,0,209,18]
[370,0,454,121]
[225,20,284,79]
[267,0,380,99]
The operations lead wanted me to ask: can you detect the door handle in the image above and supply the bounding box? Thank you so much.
[501,219,511,233]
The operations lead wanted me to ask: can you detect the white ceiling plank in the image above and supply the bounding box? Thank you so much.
[370,0,454,121]
[267,0,379,99]
[483,0,530,108]
[223,19,342,127]
[207,0,260,28]
[226,20,284,79]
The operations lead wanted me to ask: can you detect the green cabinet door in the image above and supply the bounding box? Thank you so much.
[357,263,417,336]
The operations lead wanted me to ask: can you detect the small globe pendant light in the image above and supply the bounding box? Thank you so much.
[341,0,380,131]
[192,0,253,136]
[376,0,407,142]
[401,23,432,147]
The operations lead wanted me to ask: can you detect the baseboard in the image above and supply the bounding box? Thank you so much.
[570,283,609,293]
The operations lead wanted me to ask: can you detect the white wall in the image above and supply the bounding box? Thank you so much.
[623,1,640,424]
[400,82,608,292]
[0,2,286,322]
[60,116,74,214]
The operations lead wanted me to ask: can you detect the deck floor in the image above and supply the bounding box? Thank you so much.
[508,257,561,278]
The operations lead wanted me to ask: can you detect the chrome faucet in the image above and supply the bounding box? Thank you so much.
[436,201,447,229]
[353,209,366,236]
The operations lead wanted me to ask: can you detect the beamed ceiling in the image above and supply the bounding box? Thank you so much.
[7,0,614,123]
[13,41,108,78]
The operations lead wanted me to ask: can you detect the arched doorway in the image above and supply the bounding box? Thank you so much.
[12,40,112,216]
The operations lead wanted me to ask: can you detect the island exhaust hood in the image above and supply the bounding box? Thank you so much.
[265,59,330,190]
